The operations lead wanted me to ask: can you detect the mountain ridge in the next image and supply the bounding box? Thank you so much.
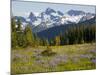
[36,17,96,40]
[13,8,95,33]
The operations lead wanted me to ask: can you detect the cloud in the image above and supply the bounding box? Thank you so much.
[34,12,40,16]
[24,12,30,16]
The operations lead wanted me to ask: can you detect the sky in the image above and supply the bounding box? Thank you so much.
[12,1,96,18]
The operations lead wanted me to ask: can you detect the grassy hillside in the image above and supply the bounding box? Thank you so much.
[11,43,96,74]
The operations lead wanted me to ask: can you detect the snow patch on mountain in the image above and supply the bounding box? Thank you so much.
[13,8,95,32]
[61,15,83,24]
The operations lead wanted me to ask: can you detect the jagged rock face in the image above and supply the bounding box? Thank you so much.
[13,8,95,33]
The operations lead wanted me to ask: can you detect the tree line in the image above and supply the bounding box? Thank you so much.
[11,18,96,48]
[60,24,96,45]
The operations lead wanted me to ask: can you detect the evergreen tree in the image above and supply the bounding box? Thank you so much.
[11,18,16,32]
[55,36,60,46]
[24,25,34,46]
[11,31,18,48]
[11,18,18,48]
[16,19,22,31]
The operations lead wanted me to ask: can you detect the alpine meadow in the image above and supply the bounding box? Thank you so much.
[11,1,96,74]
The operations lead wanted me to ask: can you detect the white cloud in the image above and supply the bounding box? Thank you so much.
[24,12,30,17]
[34,12,40,16]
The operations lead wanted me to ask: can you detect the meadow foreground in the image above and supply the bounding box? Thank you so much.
[11,43,96,74]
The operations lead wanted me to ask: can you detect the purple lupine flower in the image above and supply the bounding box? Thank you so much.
[48,54,68,67]
[91,59,96,63]
[14,53,23,58]
[49,60,57,67]
[90,49,96,53]
[35,59,45,65]
[80,54,93,59]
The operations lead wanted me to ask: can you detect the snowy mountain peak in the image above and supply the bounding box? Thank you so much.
[28,12,37,22]
[45,7,56,15]
[13,8,95,33]
[67,9,85,16]
[57,11,64,16]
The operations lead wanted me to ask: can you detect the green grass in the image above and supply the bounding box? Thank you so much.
[11,43,96,74]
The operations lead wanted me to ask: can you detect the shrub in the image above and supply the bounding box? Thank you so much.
[41,46,56,56]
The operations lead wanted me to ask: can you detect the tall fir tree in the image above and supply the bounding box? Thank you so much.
[11,18,18,48]
[55,36,60,46]
[24,25,34,46]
